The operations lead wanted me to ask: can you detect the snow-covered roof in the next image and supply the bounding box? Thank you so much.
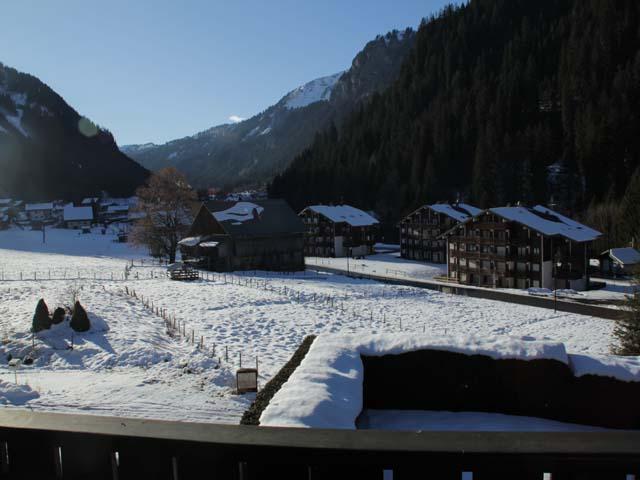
[107,205,129,214]
[303,205,379,227]
[199,241,219,248]
[178,236,201,247]
[81,197,99,205]
[429,203,482,222]
[603,247,640,266]
[259,333,640,429]
[488,205,601,242]
[0,198,12,205]
[63,206,93,222]
[212,202,263,223]
[25,202,53,211]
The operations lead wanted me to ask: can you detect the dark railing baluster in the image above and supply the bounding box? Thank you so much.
[0,411,639,480]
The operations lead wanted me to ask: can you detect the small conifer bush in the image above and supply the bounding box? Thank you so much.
[51,307,66,325]
[32,298,51,333]
[70,301,90,332]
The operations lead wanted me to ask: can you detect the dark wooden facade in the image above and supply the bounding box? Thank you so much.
[443,209,596,290]
[180,200,305,272]
[299,206,378,258]
[399,204,480,263]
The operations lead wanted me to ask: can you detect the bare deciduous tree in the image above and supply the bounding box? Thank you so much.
[130,168,196,263]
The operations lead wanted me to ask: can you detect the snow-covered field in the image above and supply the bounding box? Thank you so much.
[0,228,621,424]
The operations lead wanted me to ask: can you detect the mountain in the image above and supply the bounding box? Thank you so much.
[0,63,148,201]
[122,29,415,189]
[269,0,640,230]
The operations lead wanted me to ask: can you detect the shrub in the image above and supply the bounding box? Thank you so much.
[70,301,91,332]
[51,307,66,325]
[32,298,51,333]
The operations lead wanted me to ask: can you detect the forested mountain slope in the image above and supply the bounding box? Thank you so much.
[0,63,149,200]
[269,0,640,229]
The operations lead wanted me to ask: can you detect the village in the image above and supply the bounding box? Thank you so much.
[1,187,638,420]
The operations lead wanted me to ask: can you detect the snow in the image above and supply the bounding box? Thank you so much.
[605,248,640,266]
[259,333,571,429]
[429,203,480,222]
[283,72,343,110]
[199,241,219,248]
[259,127,272,135]
[490,205,600,242]
[304,205,379,227]
[177,236,201,247]
[0,227,627,425]
[25,202,54,212]
[213,202,264,223]
[358,410,605,432]
[260,333,640,429]
[307,252,446,280]
[81,197,99,205]
[63,205,93,222]
[569,354,640,383]
[488,205,600,242]
[0,380,39,405]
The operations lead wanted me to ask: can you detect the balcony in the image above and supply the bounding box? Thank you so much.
[0,410,638,479]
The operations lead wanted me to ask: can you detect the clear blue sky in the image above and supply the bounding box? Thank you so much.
[1,0,452,145]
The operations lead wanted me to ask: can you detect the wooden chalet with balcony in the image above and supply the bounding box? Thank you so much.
[399,203,482,263]
[441,205,601,290]
[299,205,379,258]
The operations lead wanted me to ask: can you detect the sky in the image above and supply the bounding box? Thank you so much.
[1,0,452,146]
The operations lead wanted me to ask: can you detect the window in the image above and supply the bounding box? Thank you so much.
[532,263,540,272]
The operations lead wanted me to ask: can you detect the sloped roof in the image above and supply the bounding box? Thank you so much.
[429,203,482,222]
[302,205,379,227]
[63,205,93,222]
[603,247,640,266]
[204,199,304,237]
[489,205,601,242]
[25,202,53,211]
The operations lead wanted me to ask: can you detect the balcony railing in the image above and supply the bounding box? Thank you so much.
[0,410,639,479]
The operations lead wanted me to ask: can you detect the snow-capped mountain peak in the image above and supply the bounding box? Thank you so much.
[282,72,344,110]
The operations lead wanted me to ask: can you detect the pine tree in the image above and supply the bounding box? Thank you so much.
[619,167,640,247]
[612,270,640,355]
[70,301,90,332]
[32,298,51,333]
[51,307,66,325]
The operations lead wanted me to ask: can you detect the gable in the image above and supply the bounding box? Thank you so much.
[188,205,227,237]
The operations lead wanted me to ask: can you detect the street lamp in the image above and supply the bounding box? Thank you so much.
[553,250,564,312]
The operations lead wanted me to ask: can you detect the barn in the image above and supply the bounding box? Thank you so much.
[179,199,305,272]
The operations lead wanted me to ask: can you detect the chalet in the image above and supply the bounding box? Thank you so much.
[599,248,640,277]
[299,205,379,258]
[399,203,482,263]
[24,202,54,222]
[441,205,601,290]
[179,199,305,272]
[63,205,94,229]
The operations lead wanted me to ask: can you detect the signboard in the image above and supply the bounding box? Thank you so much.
[236,368,258,394]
